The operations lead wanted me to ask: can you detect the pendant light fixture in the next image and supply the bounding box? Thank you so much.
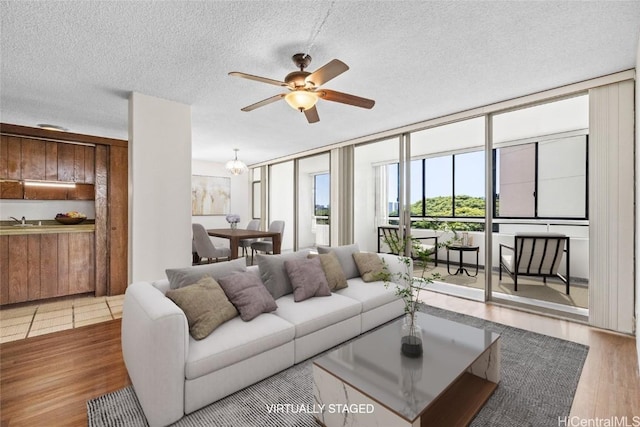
[225,148,247,175]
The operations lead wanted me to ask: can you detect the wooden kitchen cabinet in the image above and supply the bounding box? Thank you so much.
[0,231,95,305]
[0,181,23,199]
[0,135,22,180]
[1,123,128,299]
[1,135,95,185]
[21,138,46,180]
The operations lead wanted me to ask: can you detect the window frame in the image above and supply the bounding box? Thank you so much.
[492,135,589,221]
[384,132,589,225]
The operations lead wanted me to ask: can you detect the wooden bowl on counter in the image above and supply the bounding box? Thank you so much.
[54,217,86,225]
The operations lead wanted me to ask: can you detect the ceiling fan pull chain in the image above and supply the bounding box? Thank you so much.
[304,0,336,59]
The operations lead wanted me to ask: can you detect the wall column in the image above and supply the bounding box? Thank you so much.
[129,92,192,282]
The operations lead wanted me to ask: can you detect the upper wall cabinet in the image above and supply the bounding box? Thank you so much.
[1,135,96,199]
[1,136,95,183]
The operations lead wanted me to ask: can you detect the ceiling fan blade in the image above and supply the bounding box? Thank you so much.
[305,59,349,87]
[229,71,289,87]
[240,94,286,112]
[304,106,320,124]
[318,89,375,109]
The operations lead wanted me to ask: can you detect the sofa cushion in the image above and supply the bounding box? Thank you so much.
[257,251,311,299]
[165,276,238,340]
[165,258,247,289]
[308,252,348,291]
[317,244,360,279]
[352,252,386,282]
[185,314,295,380]
[335,277,401,312]
[274,293,361,338]
[217,272,277,321]
[285,257,331,302]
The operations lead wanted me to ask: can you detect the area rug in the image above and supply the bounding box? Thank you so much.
[88,305,588,427]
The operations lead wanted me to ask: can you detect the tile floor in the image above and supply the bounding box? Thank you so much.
[0,294,124,343]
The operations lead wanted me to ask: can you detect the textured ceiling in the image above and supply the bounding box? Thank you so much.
[1,1,639,165]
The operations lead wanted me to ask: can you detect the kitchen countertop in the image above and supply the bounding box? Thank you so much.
[0,220,95,236]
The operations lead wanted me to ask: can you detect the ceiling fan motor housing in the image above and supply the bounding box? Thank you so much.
[285,70,312,89]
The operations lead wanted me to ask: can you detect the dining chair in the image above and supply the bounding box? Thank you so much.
[239,219,261,257]
[250,220,285,263]
[192,223,231,264]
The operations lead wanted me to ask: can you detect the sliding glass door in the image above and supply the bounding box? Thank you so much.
[297,153,330,250]
[490,94,589,317]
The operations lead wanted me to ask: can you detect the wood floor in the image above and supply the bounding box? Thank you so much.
[1,319,130,427]
[1,291,638,426]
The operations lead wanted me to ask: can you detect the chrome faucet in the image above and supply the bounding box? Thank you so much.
[9,216,26,225]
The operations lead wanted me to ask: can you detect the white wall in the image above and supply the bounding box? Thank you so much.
[635,34,640,369]
[191,159,250,248]
[411,116,484,156]
[493,95,589,143]
[129,92,192,282]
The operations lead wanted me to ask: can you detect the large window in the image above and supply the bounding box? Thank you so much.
[314,173,330,221]
[387,151,485,223]
[425,156,453,217]
[494,135,587,219]
[454,151,485,217]
[297,153,330,249]
[386,163,399,216]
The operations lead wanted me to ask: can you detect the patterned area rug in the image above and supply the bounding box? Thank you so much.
[88,305,588,427]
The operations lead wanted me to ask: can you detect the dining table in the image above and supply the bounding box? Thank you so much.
[206,228,282,260]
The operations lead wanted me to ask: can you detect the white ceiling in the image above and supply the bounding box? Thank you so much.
[1,1,639,166]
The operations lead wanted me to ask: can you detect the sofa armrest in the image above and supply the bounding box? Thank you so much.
[122,282,188,427]
[378,253,413,288]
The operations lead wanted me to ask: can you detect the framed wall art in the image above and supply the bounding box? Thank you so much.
[191,175,230,215]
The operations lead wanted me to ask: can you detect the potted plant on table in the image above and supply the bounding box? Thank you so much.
[381,233,442,357]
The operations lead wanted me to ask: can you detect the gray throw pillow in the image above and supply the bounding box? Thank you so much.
[166,257,247,289]
[165,276,238,340]
[352,252,385,282]
[317,243,360,279]
[217,272,277,321]
[256,251,311,299]
[285,257,331,302]
[308,252,348,291]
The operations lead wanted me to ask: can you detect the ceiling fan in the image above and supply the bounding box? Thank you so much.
[229,53,375,124]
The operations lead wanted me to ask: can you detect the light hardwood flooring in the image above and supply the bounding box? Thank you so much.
[0,295,124,343]
[0,291,638,426]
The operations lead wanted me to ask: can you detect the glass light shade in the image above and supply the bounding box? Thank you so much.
[285,90,318,111]
[225,159,247,175]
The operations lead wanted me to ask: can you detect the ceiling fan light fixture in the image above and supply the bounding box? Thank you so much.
[225,148,247,175]
[285,90,318,112]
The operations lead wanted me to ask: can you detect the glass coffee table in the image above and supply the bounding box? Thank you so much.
[312,312,500,426]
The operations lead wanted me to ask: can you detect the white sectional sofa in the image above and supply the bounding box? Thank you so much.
[121,251,410,427]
